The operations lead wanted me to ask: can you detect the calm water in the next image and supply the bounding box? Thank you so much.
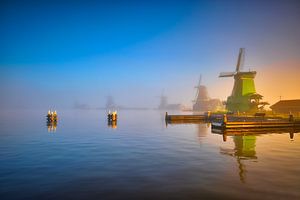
[0,110,299,200]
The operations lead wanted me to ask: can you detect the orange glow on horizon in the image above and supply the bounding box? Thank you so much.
[256,59,300,107]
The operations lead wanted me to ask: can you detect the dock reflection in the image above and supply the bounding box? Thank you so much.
[212,128,299,141]
[196,123,210,143]
[217,128,299,183]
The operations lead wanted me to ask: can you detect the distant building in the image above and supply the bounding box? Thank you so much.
[270,99,300,115]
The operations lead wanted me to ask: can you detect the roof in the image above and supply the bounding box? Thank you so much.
[270,99,300,109]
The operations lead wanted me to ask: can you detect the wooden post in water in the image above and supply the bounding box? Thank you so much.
[206,111,211,120]
[289,113,294,122]
[108,111,118,122]
[223,114,227,129]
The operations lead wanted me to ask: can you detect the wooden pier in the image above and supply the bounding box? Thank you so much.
[165,112,206,122]
[165,112,300,132]
[212,114,300,130]
[165,112,224,123]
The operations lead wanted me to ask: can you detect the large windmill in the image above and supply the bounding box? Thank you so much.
[219,48,266,113]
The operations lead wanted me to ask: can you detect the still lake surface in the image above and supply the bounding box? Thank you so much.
[0,109,300,200]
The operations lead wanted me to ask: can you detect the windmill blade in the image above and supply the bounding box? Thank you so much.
[194,74,202,89]
[193,74,202,101]
[236,48,245,72]
[194,87,199,102]
[219,72,235,77]
[198,74,202,87]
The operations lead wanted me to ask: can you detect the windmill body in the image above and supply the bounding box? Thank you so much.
[193,85,211,111]
[157,91,181,110]
[220,48,264,113]
[193,75,223,112]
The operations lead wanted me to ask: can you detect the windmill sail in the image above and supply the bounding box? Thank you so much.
[236,48,245,72]
[219,48,245,77]
[219,72,235,77]
[193,75,202,102]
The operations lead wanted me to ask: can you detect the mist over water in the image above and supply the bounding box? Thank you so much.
[1,109,300,200]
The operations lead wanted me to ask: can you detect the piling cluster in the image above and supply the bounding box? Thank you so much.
[107,111,118,129]
[47,110,58,122]
[46,110,58,132]
[107,111,118,122]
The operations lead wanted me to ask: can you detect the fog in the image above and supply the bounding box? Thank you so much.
[1,0,300,112]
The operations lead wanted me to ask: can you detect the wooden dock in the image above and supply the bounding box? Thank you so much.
[165,112,224,123]
[166,112,300,131]
[211,114,300,130]
[165,113,206,122]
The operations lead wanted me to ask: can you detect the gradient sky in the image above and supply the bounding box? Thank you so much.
[1,0,300,109]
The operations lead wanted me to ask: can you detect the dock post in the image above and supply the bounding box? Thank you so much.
[165,112,168,121]
[47,110,51,122]
[207,111,211,120]
[223,114,227,129]
[289,114,294,122]
[53,111,58,122]
[114,111,118,121]
[107,111,112,121]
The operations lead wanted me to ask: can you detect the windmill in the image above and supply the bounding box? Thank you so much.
[219,48,266,113]
[105,95,116,110]
[157,90,168,109]
[192,75,210,111]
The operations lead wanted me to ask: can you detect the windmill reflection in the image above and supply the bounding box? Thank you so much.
[197,123,210,143]
[220,135,257,183]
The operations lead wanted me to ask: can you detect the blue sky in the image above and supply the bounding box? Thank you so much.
[1,0,300,109]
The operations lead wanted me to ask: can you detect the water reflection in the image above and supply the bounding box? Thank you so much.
[215,128,299,142]
[196,123,210,143]
[47,121,57,132]
[217,128,300,183]
[289,132,294,141]
[107,120,117,129]
[221,135,257,183]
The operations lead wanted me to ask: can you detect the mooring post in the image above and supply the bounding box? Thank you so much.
[112,111,116,121]
[207,111,211,120]
[107,110,112,121]
[165,112,168,121]
[114,111,118,121]
[223,114,227,129]
[289,114,294,122]
[47,110,51,122]
[53,111,58,122]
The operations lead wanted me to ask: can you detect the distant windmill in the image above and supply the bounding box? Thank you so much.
[105,95,116,110]
[192,74,210,111]
[157,90,168,109]
[193,75,202,102]
[219,48,266,112]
